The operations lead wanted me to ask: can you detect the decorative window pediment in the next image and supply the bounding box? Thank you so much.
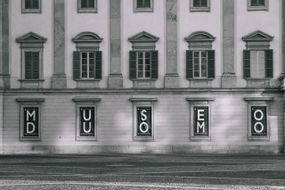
[185,31,215,49]
[16,32,47,48]
[128,31,159,50]
[128,31,159,43]
[72,32,103,50]
[242,30,273,43]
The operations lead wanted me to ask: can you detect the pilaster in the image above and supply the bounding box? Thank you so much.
[108,0,123,88]
[221,0,236,88]
[52,0,67,89]
[165,0,179,88]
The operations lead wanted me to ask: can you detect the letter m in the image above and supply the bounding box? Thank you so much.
[26,110,36,121]
[197,122,205,133]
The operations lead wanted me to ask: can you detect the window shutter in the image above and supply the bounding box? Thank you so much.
[265,49,273,78]
[25,52,32,79]
[207,50,215,78]
[32,52,39,79]
[129,51,137,80]
[186,50,193,79]
[151,51,158,79]
[73,51,81,80]
[95,51,102,79]
[243,50,251,78]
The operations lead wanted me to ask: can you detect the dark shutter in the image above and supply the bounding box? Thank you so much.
[129,51,137,80]
[207,50,215,78]
[243,50,251,78]
[95,51,102,79]
[32,52,39,79]
[151,51,158,79]
[73,51,81,80]
[25,52,32,79]
[186,50,193,79]
[265,49,273,78]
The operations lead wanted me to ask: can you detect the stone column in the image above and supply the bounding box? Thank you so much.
[0,0,10,89]
[221,0,236,87]
[165,0,179,88]
[108,0,123,88]
[51,0,67,89]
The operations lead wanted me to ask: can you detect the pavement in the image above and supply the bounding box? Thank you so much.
[0,154,285,189]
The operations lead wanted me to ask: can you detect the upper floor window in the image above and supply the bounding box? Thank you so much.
[248,0,268,11]
[134,0,153,12]
[16,32,47,82]
[128,31,159,81]
[78,0,97,13]
[72,32,103,81]
[190,0,210,12]
[242,31,273,79]
[185,31,215,79]
[22,0,41,13]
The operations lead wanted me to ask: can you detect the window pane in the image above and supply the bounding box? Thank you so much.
[81,0,88,8]
[251,0,258,6]
[201,0,208,7]
[88,0,95,8]
[32,0,39,9]
[89,71,95,78]
[145,71,151,78]
[143,0,151,8]
[138,65,144,71]
[258,0,265,6]
[137,0,143,8]
[25,0,32,9]
[138,71,143,78]
[82,72,87,78]
[193,0,200,7]
[194,71,200,77]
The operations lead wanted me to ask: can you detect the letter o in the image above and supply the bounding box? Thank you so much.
[139,122,149,133]
[254,109,264,121]
[254,122,264,133]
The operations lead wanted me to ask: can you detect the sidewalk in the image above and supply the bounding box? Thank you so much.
[0,154,285,189]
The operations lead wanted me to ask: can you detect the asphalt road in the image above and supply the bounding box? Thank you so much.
[0,154,285,189]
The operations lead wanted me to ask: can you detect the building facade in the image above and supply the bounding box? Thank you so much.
[0,0,284,154]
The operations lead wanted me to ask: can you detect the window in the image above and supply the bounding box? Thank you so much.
[72,32,103,82]
[16,98,45,141]
[24,51,40,80]
[186,97,214,141]
[190,0,210,12]
[16,32,47,88]
[129,98,157,141]
[185,31,215,79]
[248,0,268,11]
[129,31,159,82]
[22,0,41,13]
[244,96,273,141]
[78,0,97,13]
[242,31,273,79]
[72,97,101,141]
[134,0,153,12]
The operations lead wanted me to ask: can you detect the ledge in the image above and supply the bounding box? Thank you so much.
[16,98,45,103]
[72,97,101,102]
[129,97,158,102]
[186,97,215,102]
[244,96,274,101]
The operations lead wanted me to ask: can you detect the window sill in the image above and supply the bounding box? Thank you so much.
[134,8,153,13]
[247,7,268,11]
[190,7,210,12]
[133,136,154,142]
[18,79,44,89]
[190,136,211,141]
[187,78,214,81]
[74,79,101,81]
[77,9,97,13]
[248,136,270,141]
[22,9,41,14]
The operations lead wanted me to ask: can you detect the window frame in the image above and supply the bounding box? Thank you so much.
[247,0,268,11]
[244,97,273,141]
[80,51,97,80]
[129,98,157,142]
[78,0,97,13]
[190,0,210,12]
[21,0,41,14]
[16,98,45,141]
[136,51,152,79]
[192,50,208,79]
[134,0,153,12]
[186,97,214,141]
